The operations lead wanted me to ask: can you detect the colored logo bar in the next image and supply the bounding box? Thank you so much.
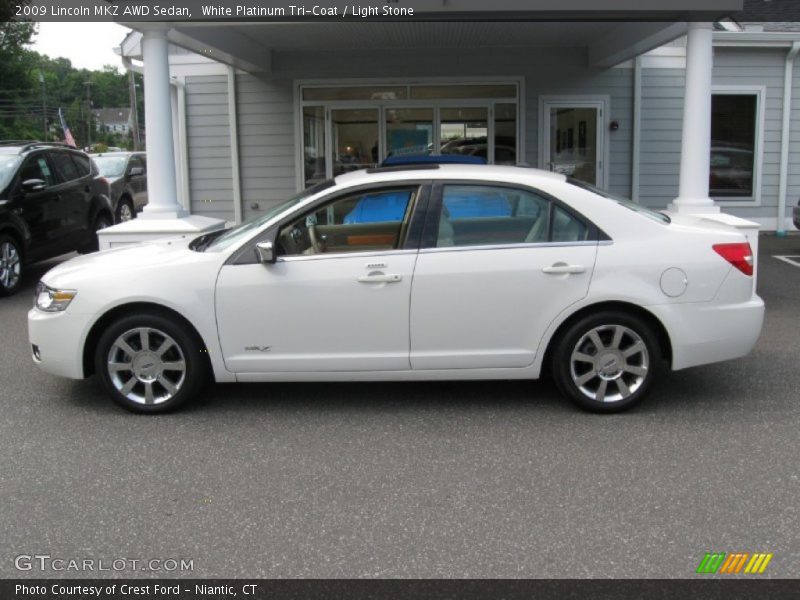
[696,552,773,574]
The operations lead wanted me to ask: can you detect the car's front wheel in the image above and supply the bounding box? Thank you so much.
[0,234,23,297]
[551,311,661,413]
[95,312,208,413]
[79,213,112,254]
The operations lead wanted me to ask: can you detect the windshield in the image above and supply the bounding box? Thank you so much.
[92,156,127,178]
[203,180,336,252]
[0,155,21,191]
[568,178,671,224]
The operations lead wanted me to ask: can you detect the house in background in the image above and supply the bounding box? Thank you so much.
[101,0,800,252]
[93,107,133,134]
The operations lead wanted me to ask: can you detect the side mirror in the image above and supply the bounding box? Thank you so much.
[21,178,46,193]
[128,166,144,177]
[255,241,275,264]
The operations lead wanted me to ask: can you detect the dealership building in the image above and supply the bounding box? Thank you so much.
[101,0,800,249]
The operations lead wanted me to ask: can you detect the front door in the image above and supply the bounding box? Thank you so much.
[410,183,597,370]
[543,100,605,188]
[215,184,427,373]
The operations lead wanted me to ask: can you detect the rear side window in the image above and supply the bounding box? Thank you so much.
[48,152,80,182]
[551,205,589,242]
[435,185,551,247]
[71,153,91,177]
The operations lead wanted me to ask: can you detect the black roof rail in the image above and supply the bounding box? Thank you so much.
[0,140,40,147]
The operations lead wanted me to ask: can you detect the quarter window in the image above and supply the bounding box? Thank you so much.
[72,153,91,177]
[278,187,418,256]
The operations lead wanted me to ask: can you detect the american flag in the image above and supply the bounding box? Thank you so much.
[58,108,76,148]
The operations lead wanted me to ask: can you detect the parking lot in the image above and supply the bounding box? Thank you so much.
[1,234,798,579]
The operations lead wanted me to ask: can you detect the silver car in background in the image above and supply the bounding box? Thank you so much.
[91,152,148,223]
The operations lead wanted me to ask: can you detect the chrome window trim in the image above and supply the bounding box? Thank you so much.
[419,240,601,254]
[275,248,419,263]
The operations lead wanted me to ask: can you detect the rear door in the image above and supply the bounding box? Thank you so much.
[410,182,598,370]
[47,151,91,247]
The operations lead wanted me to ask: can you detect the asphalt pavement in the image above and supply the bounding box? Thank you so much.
[0,235,798,579]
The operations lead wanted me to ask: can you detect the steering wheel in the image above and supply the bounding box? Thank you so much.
[308,224,326,254]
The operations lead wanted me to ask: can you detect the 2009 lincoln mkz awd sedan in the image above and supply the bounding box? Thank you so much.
[28,164,764,414]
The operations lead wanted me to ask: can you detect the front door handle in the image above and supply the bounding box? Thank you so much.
[357,273,402,283]
[542,264,586,275]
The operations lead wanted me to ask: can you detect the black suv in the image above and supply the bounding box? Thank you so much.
[0,142,114,296]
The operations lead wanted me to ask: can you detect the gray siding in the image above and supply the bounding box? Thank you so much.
[235,74,296,222]
[639,46,800,222]
[185,75,235,221]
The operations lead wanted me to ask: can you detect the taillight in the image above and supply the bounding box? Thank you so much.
[713,242,754,276]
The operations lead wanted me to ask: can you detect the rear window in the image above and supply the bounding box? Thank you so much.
[568,178,670,224]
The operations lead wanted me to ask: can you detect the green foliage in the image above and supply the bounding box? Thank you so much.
[0,21,142,148]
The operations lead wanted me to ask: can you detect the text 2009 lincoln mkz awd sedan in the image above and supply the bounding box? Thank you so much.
[28,165,764,414]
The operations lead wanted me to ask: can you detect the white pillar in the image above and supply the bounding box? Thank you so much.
[141,29,187,219]
[668,22,719,214]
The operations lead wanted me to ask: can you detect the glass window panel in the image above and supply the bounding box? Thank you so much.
[278,187,417,256]
[437,185,550,247]
[303,106,326,188]
[549,107,597,186]
[710,94,756,198]
[410,84,516,100]
[331,108,379,177]
[303,86,407,101]
[440,107,488,160]
[386,108,433,158]
[494,103,517,165]
[551,205,588,242]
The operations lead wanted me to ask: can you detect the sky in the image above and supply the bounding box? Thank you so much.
[30,22,132,71]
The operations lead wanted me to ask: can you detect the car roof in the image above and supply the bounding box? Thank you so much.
[0,141,81,154]
[333,163,567,186]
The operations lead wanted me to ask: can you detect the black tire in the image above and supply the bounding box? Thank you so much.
[115,197,135,223]
[94,312,209,414]
[79,213,112,254]
[0,234,23,297]
[551,311,661,413]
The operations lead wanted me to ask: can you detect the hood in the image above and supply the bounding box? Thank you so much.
[42,236,204,288]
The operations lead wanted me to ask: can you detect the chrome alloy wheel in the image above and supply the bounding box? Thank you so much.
[0,241,21,291]
[106,327,187,405]
[569,324,649,403]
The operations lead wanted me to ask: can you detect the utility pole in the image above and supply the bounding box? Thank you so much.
[84,81,92,150]
[39,70,46,141]
[128,71,141,150]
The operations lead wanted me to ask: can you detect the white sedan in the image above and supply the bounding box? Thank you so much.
[28,165,764,413]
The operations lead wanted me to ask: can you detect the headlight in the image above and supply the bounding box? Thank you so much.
[35,282,77,312]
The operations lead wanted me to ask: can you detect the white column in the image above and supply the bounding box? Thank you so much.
[668,22,719,214]
[141,29,187,219]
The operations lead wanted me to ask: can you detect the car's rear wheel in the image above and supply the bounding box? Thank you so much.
[551,311,661,413]
[115,198,135,223]
[0,234,23,297]
[95,313,208,413]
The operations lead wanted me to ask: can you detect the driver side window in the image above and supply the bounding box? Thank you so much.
[19,155,55,188]
[277,187,418,257]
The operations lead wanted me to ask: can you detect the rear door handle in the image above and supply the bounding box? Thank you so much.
[542,264,586,275]
[357,273,402,283]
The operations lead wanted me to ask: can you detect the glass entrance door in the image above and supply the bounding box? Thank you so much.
[440,107,489,160]
[543,101,604,187]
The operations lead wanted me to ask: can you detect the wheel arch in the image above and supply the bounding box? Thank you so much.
[82,302,213,378]
[542,300,673,373]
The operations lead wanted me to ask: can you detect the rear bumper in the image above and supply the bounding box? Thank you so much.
[648,297,764,371]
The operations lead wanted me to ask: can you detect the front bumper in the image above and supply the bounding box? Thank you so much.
[648,296,764,371]
[28,308,89,379]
